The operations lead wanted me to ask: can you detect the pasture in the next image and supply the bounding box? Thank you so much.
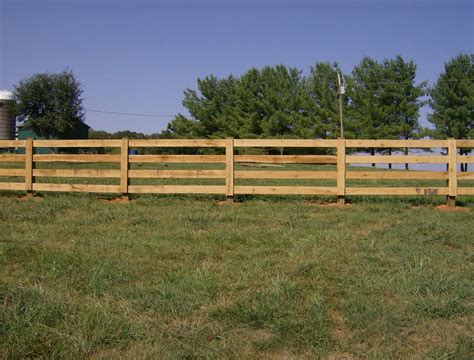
[1,192,473,358]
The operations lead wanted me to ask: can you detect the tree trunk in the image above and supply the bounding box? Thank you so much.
[404,147,409,171]
[371,148,375,167]
[388,149,392,169]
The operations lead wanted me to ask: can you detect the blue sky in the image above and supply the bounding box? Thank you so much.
[1,0,473,133]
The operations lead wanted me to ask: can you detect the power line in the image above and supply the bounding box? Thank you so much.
[85,108,175,117]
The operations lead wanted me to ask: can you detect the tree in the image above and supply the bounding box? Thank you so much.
[303,62,354,139]
[236,65,306,139]
[428,54,473,171]
[14,70,85,139]
[350,56,425,168]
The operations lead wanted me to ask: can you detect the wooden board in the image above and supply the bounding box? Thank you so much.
[235,170,337,179]
[128,139,227,147]
[33,154,121,163]
[226,139,234,196]
[0,140,26,147]
[347,171,448,180]
[25,139,33,192]
[120,138,129,194]
[448,139,457,196]
[0,169,25,177]
[346,187,449,195]
[457,156,474,163]
[32,183,120,193]
[233,139,338,148]
[457,188,474,195]
[457,172,474,180]
[129,155,225,163]
[33,169,120,178]
[346,155,448,164]
[337,138,346,197]
[128,185,226,194]
[129,169,225,179]
[33,139,122,147]
[0,154,26,162]
[457,140,474,148]
[234,186,337,195]
[235,155,337,164]
[345,139,448,148]
[0,182,25,190]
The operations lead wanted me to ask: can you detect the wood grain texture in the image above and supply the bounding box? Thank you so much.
[448,139,457,197]
[457,172,474,180]
[129,155,225,163]
[457,188,474,195]
[33,169,120,178]
[0,182,25,190]
[346,187,449,195]
[32,183,120,193]
[457,140,474,148]
[345,139,448,148]
[0,140,26,148]
[234,186,337,195]
[235,155,337,164]
[233,139,338,147]
[0,169,25,176]
[128,139,227,147]
[346,155,449,164]
[337,138,346,196]
[128,185,226,194]
[129,169,225,179]
[33,154,121,163]
[25,138,33,192]
[457,156,474,163]
[33,139,122,147]
[120,138,129,194]
[226,138,234,196]
[347,171,448,180]
[0,154,26,162]
[235,171,337,179]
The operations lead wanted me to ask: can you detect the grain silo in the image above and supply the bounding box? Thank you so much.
[0,90,15,140]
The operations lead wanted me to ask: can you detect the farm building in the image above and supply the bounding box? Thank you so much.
[17,121,90,154]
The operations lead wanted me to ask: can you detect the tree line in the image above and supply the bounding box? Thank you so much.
[164,54,472,143]
[13,54,473,152]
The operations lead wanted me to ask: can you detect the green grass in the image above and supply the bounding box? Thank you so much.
[1,190,473,359]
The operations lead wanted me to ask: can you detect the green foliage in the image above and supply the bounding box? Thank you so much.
[14,70,85,139]
[304,62,354,138]
[428,53,474,140]
[350,55,426,140]
[167,57,429,142]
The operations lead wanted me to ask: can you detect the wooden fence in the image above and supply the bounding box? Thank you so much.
[0,138,473,205]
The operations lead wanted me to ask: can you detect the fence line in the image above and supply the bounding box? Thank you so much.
[0,138,473,205]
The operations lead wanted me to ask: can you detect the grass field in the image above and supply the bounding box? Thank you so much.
[1,190,473,359]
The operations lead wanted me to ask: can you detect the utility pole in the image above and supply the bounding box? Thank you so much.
[336,70,345,138]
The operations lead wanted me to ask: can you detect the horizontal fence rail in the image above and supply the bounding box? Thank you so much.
[0,138,473,205]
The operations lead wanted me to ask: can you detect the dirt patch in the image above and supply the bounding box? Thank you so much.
[303,200,353,208]
[435,205,470,212]
[250,328,273,343]
[104,197,130,204]
[323,202,353,208]
[328,352,357,360]
[216,200,241,206]
[17,195,42,202]
[330,310,351,343]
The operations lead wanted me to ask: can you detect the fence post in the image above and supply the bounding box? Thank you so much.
[24,138,34,197]
[447,138,457,207]
[337,137,346,204]
[225,138,234,202]
[120,137,129,200]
